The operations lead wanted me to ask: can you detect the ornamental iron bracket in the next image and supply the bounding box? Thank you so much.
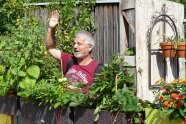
[146,4,180,89]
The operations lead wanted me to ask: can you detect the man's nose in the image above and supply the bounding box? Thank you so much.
[74,43,78,49]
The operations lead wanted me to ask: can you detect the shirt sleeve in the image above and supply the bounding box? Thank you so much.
[61,52,73,75]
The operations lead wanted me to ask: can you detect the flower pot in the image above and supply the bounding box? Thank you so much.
[145,108,183,124]
[176,42,186,58]
[160,42,176,58]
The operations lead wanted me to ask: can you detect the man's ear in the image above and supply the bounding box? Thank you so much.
[88,45,93,52]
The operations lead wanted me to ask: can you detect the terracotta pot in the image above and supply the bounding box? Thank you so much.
[160,42,176,58]
[176,42,186,58]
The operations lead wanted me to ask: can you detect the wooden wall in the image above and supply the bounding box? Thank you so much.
[93,3,120,64]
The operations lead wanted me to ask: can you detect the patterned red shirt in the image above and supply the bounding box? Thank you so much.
[61,52,99,87]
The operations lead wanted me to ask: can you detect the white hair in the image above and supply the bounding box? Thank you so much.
[75,30,95,47]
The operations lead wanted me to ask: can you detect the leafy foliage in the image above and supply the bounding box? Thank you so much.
[152,78,186,121]
[0,0,95,96]
[87,55,142,121]
[0,0,27,34]
[0,17,60,95]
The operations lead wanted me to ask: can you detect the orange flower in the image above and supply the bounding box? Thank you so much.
[164,100,171,108]
[172,79,178,83]
[171,92,179,99]
[155,78,164,84]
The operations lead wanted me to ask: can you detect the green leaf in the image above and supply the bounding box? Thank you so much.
[69,102,78,107]
[27,65,40,79]
[18,71,26,77]
[19,77,36,89]
[11,67,18,75]
[94,106,101,121]
[19,58,25,66]
[0,65,5,75]
[54,102,61,109]
[0,76,3,80]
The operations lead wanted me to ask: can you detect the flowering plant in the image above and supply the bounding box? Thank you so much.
[153,78,186,121]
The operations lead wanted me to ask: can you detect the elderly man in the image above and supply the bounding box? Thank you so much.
[45,10,102,92]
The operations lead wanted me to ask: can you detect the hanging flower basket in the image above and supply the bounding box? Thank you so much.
[176,42,186,58]
[160,42,176,58]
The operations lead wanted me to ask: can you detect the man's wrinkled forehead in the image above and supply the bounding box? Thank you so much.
[74,35,87,43]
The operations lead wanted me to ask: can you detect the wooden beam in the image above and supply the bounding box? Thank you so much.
[121,11,135,33]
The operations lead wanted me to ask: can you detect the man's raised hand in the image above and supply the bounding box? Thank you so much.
[49,10,60,28]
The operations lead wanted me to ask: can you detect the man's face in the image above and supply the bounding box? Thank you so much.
[73,35,92,59]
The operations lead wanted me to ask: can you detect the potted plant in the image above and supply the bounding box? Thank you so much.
[159,35,186,58]
[83,55,144,124]
[159,36,177,58]
[176,39,186,58]
[148,78,186,124]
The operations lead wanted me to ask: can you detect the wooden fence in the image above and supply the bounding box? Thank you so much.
[93,3,120,63]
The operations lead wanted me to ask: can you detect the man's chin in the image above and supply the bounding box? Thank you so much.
[74,53,84,59]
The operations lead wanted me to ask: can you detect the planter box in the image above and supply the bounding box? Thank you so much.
[0,95,18,115]
[0,114,13,124]
[19,99,73,124]
[73,108,128,124]
[145,108,183,124]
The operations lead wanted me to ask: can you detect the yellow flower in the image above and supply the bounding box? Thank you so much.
[172,79,178,83]
[179,78,186,84]
[155,78,164,84]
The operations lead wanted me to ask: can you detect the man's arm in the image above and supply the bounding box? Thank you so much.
[45,10,61,60]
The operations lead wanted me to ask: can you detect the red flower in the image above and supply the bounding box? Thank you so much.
[177,102,182,107]
[159,96,163,101]
[160,88,164,90]
[178,95,184,100]
[164,83,169,86]
[166,89,170,93]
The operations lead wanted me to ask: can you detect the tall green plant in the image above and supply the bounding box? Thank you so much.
[87,55,142,121]
[0,0,95,96]
[0,17,45,95]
